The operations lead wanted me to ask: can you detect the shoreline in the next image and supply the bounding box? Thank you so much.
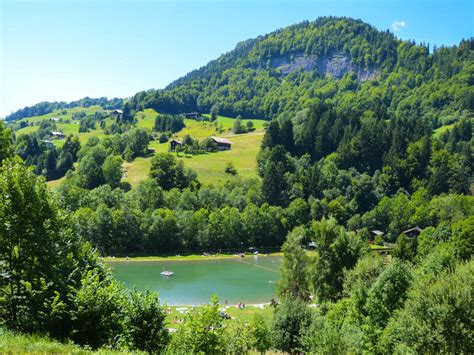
[103,252,283,262]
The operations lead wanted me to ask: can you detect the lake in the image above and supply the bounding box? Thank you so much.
[109,255,282,305]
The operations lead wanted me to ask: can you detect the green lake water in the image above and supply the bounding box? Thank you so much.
[109,255,282,305]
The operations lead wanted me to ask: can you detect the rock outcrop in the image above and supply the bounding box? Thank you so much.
[271,53,379,81]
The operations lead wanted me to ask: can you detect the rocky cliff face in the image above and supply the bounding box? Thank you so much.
[270,53,379,81]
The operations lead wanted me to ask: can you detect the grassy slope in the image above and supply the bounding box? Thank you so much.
[124,109,266,186]
[0,329,134,354]
[14,106,108,147]
[16,107,266,187]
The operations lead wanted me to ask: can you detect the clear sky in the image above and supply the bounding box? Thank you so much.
[1,0,473,117]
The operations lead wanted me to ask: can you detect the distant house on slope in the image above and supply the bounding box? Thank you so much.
[402,226,423,238]
[111,109,123,120]
[49,131,65,139]
[371,230,384,239]
[169,139,183,152]
[211,136,232,150]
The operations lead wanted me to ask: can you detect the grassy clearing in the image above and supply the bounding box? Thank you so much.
[125,110,266,186]
[135,108,158,130]
[123,131,264,186]
[0,328,134,354]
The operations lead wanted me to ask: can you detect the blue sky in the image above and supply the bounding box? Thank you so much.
[1,0,473,117]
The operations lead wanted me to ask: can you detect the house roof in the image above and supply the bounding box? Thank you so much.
[403,226,423,234]
[371,230,384,235]
[211,136,232,145]
[50,131,64,136]
[170,139,183,145]
[112,109,123,114]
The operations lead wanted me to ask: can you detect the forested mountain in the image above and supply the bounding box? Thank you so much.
[127,17,473,123]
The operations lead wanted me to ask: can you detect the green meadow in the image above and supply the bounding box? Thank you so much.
[124,110,267,186]
[16,106,267,187]
[14,106,111,148]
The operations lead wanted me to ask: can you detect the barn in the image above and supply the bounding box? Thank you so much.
[211,136,232,150]
[169,139,183,151]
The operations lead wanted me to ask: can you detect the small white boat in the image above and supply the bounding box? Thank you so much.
[161,270,174,277]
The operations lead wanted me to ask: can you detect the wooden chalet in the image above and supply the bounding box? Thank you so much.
[211,136,232,150]
[169,139,183,152]
[49,131,65,139]
[402,226,423,238]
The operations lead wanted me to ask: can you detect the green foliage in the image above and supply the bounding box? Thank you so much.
[102,155,123,188]
[302,299,363,353]
[0,160,88,334]
[0,160,169,351]
[382,260,474,353]
[393,233,418,261]
[70,271,126,348]
[310,218,368,302]
[249,313,271,353]
[124,289,169,353]
[220,320,252,353]
[168,295,223,353]
[278,226,310,301]
[149,153,198,190]
[451,215,474,260]
[154,113,185,133]
[224,162,237,175]
[232,117,246,134]
[210,103,220,121]
[0,122,13,164]
[271,296,312,353]
[364,261,413,329]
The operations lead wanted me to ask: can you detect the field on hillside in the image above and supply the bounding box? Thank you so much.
[15,107,267,187]
[124,110,267,186]
[13,106,108,147]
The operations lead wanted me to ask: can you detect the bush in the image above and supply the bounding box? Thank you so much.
[271,297,312,352]
[224,162,237,175]
[158,133,169,143]
[124,289,170,353]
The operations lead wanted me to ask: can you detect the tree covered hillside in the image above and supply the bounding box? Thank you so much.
[127,17,473,123]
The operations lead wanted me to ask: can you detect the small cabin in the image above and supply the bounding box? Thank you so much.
[111,109,123,119]
[402,226,423,238]
[49,131,65,139]
[371,230,384,239]
[169,139,183,151]
[211,136,232,150]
